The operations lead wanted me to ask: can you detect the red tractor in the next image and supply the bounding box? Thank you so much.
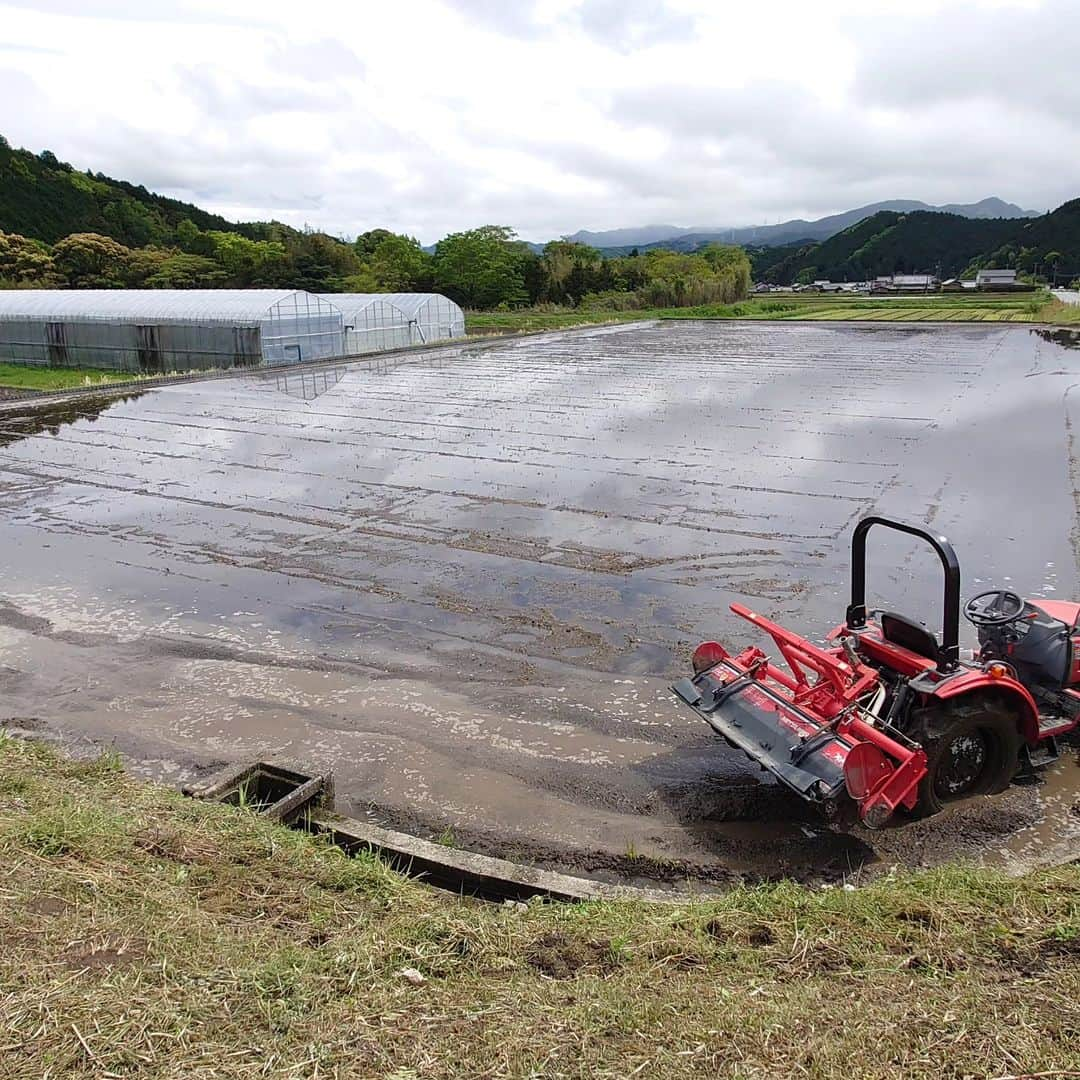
[672,515,1079,827]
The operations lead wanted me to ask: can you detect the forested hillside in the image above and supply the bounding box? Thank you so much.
[0,137,270,247]
[0,138,752,309]
[987,199,1080,277]
[755,205,1080,285]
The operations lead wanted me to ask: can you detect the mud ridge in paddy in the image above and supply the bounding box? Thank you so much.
[1,322,1078,882]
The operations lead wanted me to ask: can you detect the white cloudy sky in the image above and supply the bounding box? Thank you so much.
[0,0,1076,242]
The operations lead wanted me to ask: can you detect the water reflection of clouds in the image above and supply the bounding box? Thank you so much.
[4,322,1074,657]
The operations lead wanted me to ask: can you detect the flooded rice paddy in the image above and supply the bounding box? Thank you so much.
[1,321,1078,884]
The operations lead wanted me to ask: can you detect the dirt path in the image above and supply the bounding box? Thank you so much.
[1,321,1077,883]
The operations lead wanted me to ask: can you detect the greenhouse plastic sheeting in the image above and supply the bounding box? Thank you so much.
[0,289,345,372]
[321,292,465,351]
[325,294,412,355]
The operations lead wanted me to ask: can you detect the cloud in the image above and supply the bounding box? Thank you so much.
[177,61,353,119]
[437,0,546,38]
[0,42,63,55]
[271,38,366,82]
[0,0,1073,241]
[851,0,1080,122]
[0,0,278,29]
[440,0,699,51]
[575,0,698,51]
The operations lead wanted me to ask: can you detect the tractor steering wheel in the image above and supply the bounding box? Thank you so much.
[963,589,1026,627]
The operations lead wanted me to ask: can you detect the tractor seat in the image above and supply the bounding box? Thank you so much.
[879,611,940,663]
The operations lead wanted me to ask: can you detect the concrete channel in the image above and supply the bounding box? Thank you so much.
[1,320,1078,886]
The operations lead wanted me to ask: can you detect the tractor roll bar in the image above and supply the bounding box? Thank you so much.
[844,515,961,673]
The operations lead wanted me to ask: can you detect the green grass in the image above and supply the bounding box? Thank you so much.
[465,309,648,335]
[1045,296,1080,325]
[465,291,1079,336]
[1,737,1078,1079]
[0,362,140,391]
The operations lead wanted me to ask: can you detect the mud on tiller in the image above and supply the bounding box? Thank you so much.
[673,516,1079,826]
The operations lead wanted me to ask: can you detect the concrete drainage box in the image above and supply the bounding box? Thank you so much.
[183,760,685,904]
[182,762,333,825]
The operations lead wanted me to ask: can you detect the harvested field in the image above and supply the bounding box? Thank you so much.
[0,321,1078,883]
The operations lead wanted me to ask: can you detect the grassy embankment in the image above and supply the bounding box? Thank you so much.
[1,735,1078,1079]
[466,291,1080,336]
[0,362,144,393]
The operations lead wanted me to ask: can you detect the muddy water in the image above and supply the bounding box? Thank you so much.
[1,322,1078,883]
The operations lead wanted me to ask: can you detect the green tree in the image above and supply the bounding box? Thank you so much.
[123,245,172,286]
[143,252,226,288]
[1045,250,1064,284]
[432,225,529,309]
[52,232,133,287]
[369,234,433,291]
[207,231,289,286]
[175,218,216,257]
[540,241,604,303]
[102,198,166,247]
[338,267,380,292]
[0,230,57,285]
[285,230,360,291]
[698,243,752,298]
[354,228,395,259]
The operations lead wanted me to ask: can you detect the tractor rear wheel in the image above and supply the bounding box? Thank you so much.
[910,698,1023,818]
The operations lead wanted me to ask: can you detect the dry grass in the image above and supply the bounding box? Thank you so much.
[1,736,1078,1079]
[1043,297,1080,325]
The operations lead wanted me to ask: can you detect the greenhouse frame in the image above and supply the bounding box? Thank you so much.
[324,292,465,355]
[0,290,345,373]
[328,294,412,355]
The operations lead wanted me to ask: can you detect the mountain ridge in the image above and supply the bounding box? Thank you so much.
[570,198,1041,253]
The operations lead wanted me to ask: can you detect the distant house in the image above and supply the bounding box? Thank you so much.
[892,274,938,291]
[871,274,939,293]
[975,268,1018,288]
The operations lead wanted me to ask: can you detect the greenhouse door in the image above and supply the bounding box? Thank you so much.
[233,327,260,368]
[46,322,69,367]
[136,325,162,373]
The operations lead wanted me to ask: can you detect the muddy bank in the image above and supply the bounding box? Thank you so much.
[0,321,1078,883]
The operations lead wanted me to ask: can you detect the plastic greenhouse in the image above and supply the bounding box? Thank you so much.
[327,294,412,355]
[384,293,465,345]
[0,290,345,373]
[324,293,465,353]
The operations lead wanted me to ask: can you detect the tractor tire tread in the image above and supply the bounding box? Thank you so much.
[908,697,1023,819]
